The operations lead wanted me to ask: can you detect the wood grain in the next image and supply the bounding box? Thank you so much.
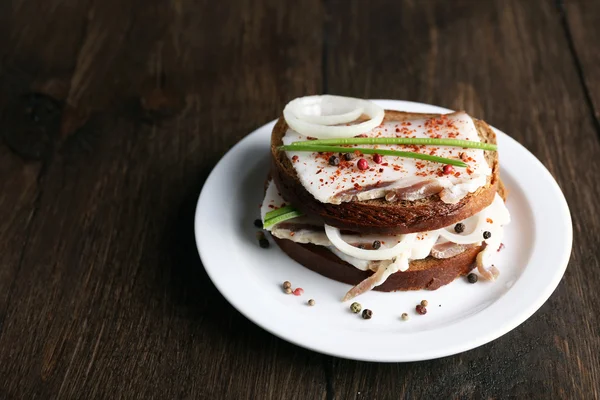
[0,0,598,399]
[563,0,600,126]
[0,1,328,399]
[325,0,600,398]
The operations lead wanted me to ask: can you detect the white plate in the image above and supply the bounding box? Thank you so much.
[195,100,572,362]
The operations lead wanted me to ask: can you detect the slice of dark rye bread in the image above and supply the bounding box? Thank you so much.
[271,110,501,235]
[271,185,507,292]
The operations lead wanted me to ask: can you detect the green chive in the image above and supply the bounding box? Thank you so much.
[263,210,304,228]
[265,205,297,221]
[290,137,496,151]
[279,145,469,168]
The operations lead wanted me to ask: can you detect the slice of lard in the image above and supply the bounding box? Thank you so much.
[282,111,492,204]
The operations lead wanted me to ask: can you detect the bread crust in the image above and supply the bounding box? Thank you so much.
[271,110,499,234]
[273,237,480,291]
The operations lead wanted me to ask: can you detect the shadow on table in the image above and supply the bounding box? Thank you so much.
[160,158,314,362]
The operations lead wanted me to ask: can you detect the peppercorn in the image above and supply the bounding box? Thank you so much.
[293,288,304,296]
[308,299,315,306]
[254,219,263,228]
[467,273,478,283]
[483,231,491,240]
[329,155,340,166]
[443,165,454,175]
[373,154,383,164]
[259,238,269,248]
[454,223,465,233]
[401,313,409,321]
[362,309,373,319]
[283,281,291,290]
[420,300,428,307]
[344,152,355,161]
[357,158,369,170]
[284,288,293,294]
[372,240,381,250]
[416,304,427,315]
[350,302,362,313]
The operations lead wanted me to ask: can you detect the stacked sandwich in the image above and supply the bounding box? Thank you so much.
[260,96,510,301]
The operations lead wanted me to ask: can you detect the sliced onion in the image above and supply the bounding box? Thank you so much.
[287,95,365,125]
[437,213,487,244]
[324,224,416,260]
[284,95,385,139]
[439,194,510,244]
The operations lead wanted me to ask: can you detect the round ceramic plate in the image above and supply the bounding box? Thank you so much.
[195,100,572,362]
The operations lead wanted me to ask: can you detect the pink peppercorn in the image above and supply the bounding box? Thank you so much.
[442,165,454,175]
[416,304,427,315]
[357,158,369,170]
[373,154,383,164]
[293,288,304,296]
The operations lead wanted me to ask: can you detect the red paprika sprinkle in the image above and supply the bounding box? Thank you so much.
[373,154,383,164]
[293,288,304,296]
[357,158,369,170]
[442,165,454,175]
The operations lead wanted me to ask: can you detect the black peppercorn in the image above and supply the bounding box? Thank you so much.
[259,238,270,248]
[344,152,355,161]
[483,231,491,240]
[329,155,340,166]
[454,223,465,233]
[467,273,478,283]
[362,309,373,319]
[254,219,263,228]
[372,240,381,250]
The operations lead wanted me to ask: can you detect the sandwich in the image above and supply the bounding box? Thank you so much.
[260,95,510,301]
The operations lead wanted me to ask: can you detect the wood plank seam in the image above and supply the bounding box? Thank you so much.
[321,0,330,95]
[320,2,334,399]
[319,2,335,399]
[323,357,334,400]
[556,0,600,140]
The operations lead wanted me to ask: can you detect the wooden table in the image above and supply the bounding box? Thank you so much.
[1,1,599,398]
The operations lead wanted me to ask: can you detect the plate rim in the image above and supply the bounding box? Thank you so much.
[195,99,573,362]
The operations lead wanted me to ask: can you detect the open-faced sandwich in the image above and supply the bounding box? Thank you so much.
[260,96,510,301]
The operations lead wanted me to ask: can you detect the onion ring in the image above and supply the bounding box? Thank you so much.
[284,95,385,138]
[324,224,416,260]
[437,213,487,244]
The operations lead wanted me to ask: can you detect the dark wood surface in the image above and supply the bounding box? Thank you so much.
[0,1,598,398]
